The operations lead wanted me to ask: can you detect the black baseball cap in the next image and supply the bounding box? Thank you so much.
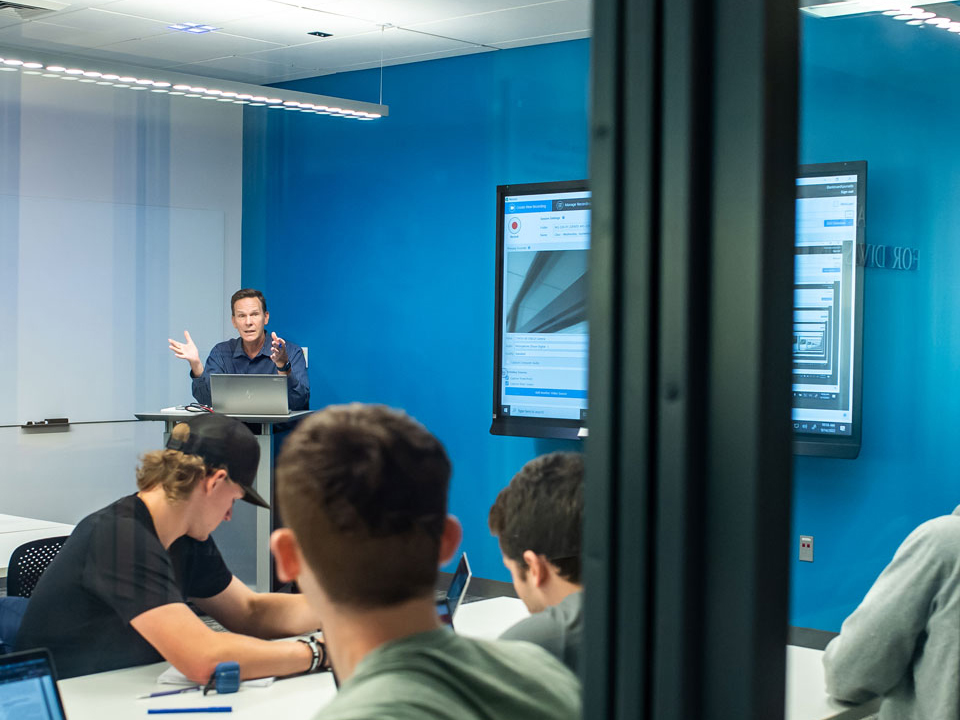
[165,413,269,509]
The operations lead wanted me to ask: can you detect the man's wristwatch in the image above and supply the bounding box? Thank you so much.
[278,361,291,373]
[297,635,326,673]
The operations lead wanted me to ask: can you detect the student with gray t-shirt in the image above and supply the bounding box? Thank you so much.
[489,452,584,674]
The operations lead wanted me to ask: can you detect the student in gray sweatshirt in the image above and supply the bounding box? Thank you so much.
[823,506,960,719]
[488,452,584,675]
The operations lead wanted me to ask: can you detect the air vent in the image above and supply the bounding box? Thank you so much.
[0,1,68,21]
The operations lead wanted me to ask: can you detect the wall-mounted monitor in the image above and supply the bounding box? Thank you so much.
[490,180,590,440]
[793,161,866,458]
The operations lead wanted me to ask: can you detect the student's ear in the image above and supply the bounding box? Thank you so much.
[264,311,270,326]
[521,550,550,588]
[204,469,229,495]
[438,515,463,566]
[270,528,302,583]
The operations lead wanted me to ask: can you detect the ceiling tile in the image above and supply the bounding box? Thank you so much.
[249,26,474,69]
[491,29,590,49]
[170,55,317,83]
[97,29,282,64]
[97,0,277,25]
[329,44,494,74]
[292,0,567,26]
[216,7,377,46]
[407,0,591,45]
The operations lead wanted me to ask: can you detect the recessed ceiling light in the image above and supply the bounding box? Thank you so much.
[2,59,23,66]
[23,62,43,69]
[46,66,65,72]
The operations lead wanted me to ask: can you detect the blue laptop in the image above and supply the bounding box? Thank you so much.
[0,648,67,719]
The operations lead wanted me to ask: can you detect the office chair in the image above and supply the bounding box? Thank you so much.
[6,536,69,599]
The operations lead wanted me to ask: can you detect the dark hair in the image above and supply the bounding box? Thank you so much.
[230,289,267,315]
[276,403,451,609]
[488,452,584,584]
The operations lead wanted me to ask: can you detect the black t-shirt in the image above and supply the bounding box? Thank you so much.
[16,494,233,679]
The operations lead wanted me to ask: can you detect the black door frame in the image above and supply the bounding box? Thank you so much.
[583,0,798,716]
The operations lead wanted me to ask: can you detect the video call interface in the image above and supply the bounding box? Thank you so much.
[498,190,590,423]
[793,173,860,437]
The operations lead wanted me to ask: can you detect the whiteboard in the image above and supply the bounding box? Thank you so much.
[0,194,224,425]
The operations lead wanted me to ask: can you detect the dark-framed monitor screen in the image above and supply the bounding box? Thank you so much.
[490,180,590,440]
[793,161,866,458]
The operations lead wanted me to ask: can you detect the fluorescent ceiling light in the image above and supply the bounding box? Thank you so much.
[801,0,953,17]
[0,45,387,122]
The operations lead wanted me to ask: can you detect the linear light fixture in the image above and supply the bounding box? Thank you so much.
[0,45,387,121]
[800,0,953,17]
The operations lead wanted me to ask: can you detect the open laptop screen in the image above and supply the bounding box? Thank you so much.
[0,649,67,720]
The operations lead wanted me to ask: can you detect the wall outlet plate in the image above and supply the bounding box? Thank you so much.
[799,535,814,562]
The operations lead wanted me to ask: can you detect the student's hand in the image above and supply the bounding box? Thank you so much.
[270,332,289,370]
[169,331,203,376]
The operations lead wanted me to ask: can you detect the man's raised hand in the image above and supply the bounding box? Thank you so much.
[168,330,203,376]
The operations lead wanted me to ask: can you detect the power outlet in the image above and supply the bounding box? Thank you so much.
[799,535,814,562]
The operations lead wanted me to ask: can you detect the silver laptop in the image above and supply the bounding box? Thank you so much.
[210,374,289,415]
[436,552,472,629]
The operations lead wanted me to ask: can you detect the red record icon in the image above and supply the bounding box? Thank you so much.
[508,216,521,235]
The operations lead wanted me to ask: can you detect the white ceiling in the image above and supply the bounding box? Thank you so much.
[0,0,592,85]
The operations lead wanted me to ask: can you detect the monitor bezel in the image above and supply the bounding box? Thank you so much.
[490,179,590,440]
[793,160,866,459]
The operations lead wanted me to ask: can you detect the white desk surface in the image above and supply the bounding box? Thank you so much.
[57,596,876,720]
[0,514,74,578]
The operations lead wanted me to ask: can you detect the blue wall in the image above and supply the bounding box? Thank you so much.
[792,14,960,630]
[244,19,960,627]
[242,40,589,582]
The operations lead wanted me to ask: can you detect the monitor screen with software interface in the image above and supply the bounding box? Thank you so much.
[793,161,866,458]
[490,180,590,440]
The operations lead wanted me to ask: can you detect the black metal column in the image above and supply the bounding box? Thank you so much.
[583,0,798,716]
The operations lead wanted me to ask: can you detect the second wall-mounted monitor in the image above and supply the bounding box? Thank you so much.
[793,161,866,459]
[491,180,590,440]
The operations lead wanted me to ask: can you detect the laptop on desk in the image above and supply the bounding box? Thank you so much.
[210,374,289,416]
[436,553,472,630]
[0,649,68,720]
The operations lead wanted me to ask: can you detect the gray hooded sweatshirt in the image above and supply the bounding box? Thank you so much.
[823,505,960,719]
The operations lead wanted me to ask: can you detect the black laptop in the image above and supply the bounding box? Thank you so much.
[0,648,68,719]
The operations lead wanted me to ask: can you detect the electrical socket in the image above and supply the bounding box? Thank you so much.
[799,535,814,562]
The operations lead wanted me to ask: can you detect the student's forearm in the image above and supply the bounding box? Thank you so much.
[244,593,322,638]
[178,633,313,683]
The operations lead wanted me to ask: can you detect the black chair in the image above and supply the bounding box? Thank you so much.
[7,536,69,599]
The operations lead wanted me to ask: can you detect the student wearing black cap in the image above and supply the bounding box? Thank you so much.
[16,413,324,682]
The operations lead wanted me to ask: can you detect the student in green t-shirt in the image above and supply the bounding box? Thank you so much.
[270,404,581,720]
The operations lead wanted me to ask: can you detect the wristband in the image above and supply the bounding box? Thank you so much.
[279,361,292,373]
[297,635,325,673]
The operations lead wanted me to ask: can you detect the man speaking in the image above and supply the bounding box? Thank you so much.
[169,289,309,411]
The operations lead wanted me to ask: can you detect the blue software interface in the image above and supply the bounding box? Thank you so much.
[793,173,859,436]
[0,656,65,720]
[499,190,590,422]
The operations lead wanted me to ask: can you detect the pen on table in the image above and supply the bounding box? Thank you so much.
[138,686,201,699]
[146,708,232,714]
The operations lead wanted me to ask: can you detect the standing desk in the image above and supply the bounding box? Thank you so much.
[134,410,312,592]
[0,514,75,578]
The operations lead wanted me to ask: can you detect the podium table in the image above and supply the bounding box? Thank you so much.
[135,410,311,592]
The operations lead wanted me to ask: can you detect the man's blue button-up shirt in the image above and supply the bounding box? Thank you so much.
[191,336,310,411]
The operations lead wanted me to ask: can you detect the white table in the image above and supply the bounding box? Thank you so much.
[57,596,878,720]
[0,514,74,579]
[60,660,337,719]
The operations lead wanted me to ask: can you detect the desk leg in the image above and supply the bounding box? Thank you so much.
[254,427,273,593]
